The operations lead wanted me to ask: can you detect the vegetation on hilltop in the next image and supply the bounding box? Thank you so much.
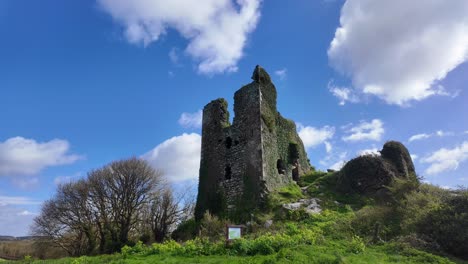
[5,167,467,263]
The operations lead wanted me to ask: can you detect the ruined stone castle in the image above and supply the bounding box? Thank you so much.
[195,66,311,220]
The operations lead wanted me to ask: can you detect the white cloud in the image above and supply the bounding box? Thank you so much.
[409,133,431,142]
[0,137,82,176]
[142,133,201,182]
[421,141,468,175]
[0,196,41,206]
[411,154,418,161]
[0,205,37,236]
[324,141,332,153]
[358,148,380,156]
[320,151,347,171]
[328,0,468,105]
[435,130,454,137]
[12,177,39,189]
[169,47,180,65]
[178,110,203,129]
[54,172,82,186]
[342,119,384,142]
[440,185,454,190]
[330,160,346,171]
[17,210,37,216]
[98,0,262,74]
[409,130,454,142]
[274,68,287,80]
[328,81,359,105]
[297,124,335,149]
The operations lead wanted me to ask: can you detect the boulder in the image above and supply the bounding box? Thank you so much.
[336,141,416,197]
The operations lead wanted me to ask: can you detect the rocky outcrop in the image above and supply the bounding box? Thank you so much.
[336,141,416,197]
[282,198,322,214]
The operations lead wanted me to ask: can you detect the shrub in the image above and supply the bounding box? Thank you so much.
[172,218,198,242]
[351,205,397,239]
[418,189,468,259]
[149,240,183,255]
[348,235,366,254]
[199,212,227,242]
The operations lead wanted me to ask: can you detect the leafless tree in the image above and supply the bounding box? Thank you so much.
[32,179,95,256]
[31,157,200,256]
[149,185,196,242]
[88,157,163,252]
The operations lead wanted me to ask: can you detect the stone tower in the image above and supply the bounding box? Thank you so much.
[195,66,311,221]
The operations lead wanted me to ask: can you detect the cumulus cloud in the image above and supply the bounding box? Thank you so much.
[328,81,359,105]
[274,68,287,80]
[178,110,203,129]
[297,124,335,149]
[142,133,201,182]
[328,0,468,105]
[421,141,468,175]
[0,137,82,176]
[342,119,384,142]
[98,0,262,74]
[358,148,380,156]
[411,154,419,161]
[409,130,454,142]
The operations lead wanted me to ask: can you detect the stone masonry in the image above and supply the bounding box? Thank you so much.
[195,66,311,220]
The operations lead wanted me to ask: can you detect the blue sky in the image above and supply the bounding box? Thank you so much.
[1,0,468,236]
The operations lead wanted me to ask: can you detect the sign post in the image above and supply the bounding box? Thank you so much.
[226,225,244,245]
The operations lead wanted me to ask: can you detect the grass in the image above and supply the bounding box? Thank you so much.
[9,242,458,264]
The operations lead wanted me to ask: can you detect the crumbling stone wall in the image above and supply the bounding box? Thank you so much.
[195,66,311,220]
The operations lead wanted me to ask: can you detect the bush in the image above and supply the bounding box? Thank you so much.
[351,205,397,239]
[348,235,366,254]
[172,218,198,242]
[418,189,468,259]
[199,212,228,242]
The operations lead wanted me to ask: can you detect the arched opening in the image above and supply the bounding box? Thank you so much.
[225,137,232,149]
[225,165,232,180]
[277,159,286,175]
[292,160,299,182]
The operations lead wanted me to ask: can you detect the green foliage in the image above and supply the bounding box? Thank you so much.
[418,189,468,259]
[199,212,228,242]
[386,173,420,204]
[277,183,303,201]
[299,171,328,186]
[261,112,276,132]
[171,218,198,242]
[349,235,366,254]
[351,205,398,239]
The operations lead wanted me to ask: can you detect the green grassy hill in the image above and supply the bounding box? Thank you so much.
[8,171,468,264]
